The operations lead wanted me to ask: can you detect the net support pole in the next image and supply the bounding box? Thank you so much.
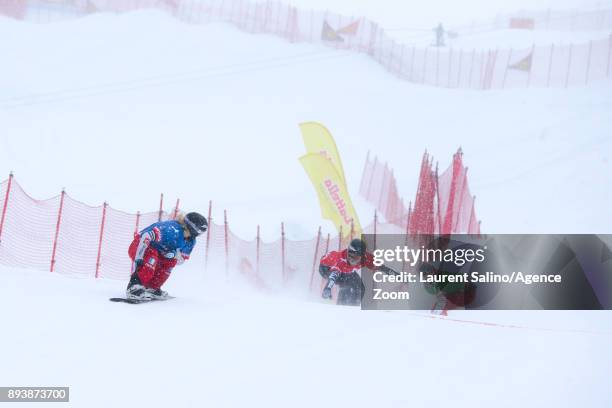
[447,48,453,87]
[546,44,554,87]
[502,48,513,89]
[468,49,476,88]
[398,44,405,78]
[95,202,108,279]
[422,47,429,84]
[366,156,377,199]
[409,46,416,82]
[0,172,14,244]
[585,40,593,85]
[435,46,440,86]
[205,200,212,272]
[565,43,574,88]
[401,207,412,288]
[308,226,322,291]
[172,198,180,219]
[281,222,286,283]
[224,209,229,277]
[158,193,164,221]
[50,190,66,272]
[526,44,535,88]
[373,211,378,250]
[319,233,331,293]
[256,225,261,277]
[130,211,141,273]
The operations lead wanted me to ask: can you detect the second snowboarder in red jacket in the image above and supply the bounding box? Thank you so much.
[319,238,396,305]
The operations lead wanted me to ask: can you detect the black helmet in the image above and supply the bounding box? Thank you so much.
[184,212,208,237]
[348,238,366,256]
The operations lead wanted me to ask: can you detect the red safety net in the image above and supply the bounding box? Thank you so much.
[0,155,481,309]
[359,149,481,236]
[1,1,610,89]
[0,175,379,295]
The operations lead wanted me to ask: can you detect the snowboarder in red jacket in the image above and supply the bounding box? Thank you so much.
[319,238,396,305]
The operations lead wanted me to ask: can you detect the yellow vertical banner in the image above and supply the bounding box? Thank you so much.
[299,122,347,188]
[299,153,362,237]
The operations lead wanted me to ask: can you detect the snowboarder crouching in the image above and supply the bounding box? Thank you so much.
[126,212,208,300]
[319,238,397,305]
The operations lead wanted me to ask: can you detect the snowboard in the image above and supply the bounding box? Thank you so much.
[109,295,175,304]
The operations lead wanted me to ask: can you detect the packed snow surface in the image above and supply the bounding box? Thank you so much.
[1,265,611,407]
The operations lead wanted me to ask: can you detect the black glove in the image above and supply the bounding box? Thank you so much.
[322,287,332,299]
[322,271,339,299]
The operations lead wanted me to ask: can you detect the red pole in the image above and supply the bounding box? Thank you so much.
[205,200,212,271]
[158,193,164,221]
[547,44,554,87]
[0,172,14,243]
[378,163,388,209]
[479,49,487,89]
[309,226,322,290]
[467,199,475,235]
[50,189,65,272]
[435,165,442,234]
[95,202,108,278]
[585,40,593,85]
[398,44,405,78]
[401,206,411,275]
[319,232,331,294]
[468,49,476,88]
[453,167,469,232]
[447,48,453,87]
[281,222,286,283]
[359,150,370,195]
[338,225,343,250]
[455,49,464,87]
[409,46,416,81]
[349,220,354,242]
[490,49,499,89]
[389,40,395,73]
[435,46,440,86]
[172,198,180,219]
[527,44,535,88]
[373,211,378,250]
[224,209,229,277]
[502,48,513,89]
[366,156,377,200]
[256,225,260,277]
[135,211,141,234]
[130,210,141,273]
[565,43,574,88]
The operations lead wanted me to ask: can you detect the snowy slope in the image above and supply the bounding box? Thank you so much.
[1,265,611,408]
